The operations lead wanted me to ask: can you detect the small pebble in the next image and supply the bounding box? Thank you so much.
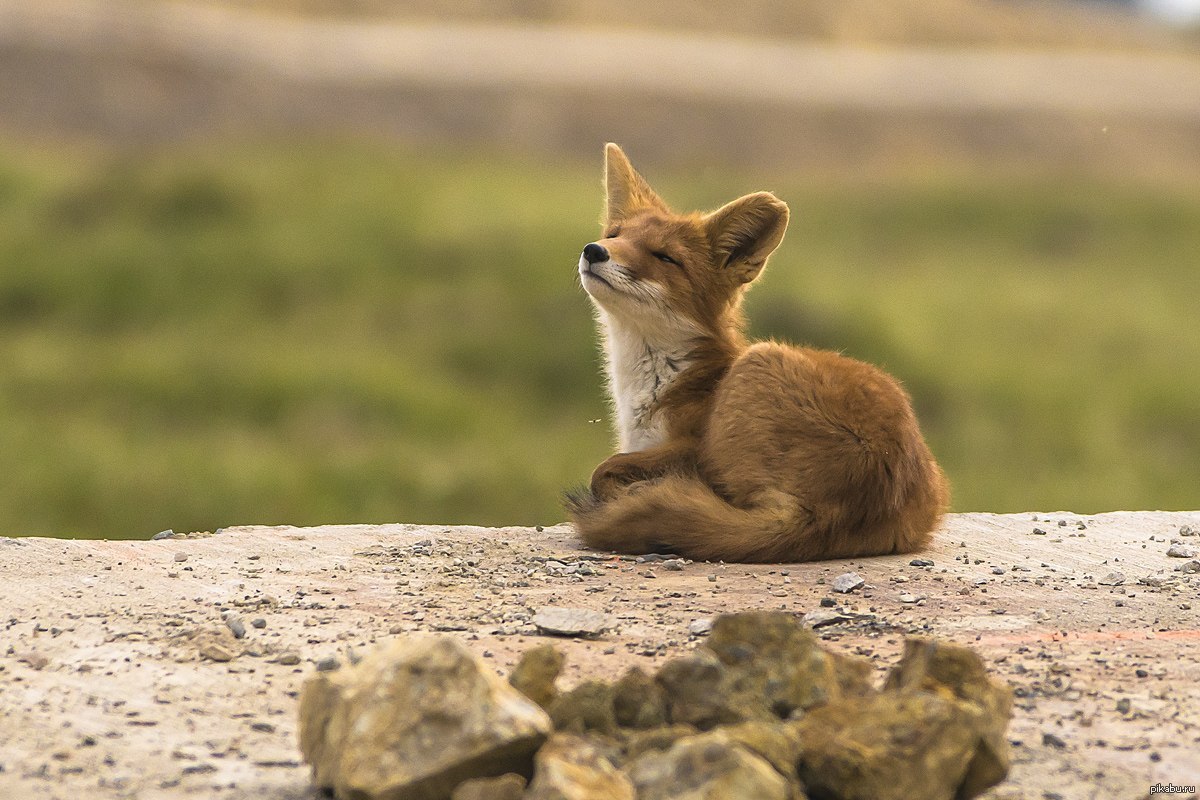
[151,529,176,541]
[831,572,865,594]
[315,657,340,672]
[1166,543,1197,559]
[909,558,934,567]
[532,606,613,638]
[251,618,267,629]
[803,609,853,628]
[224,616,247,640]
[1041,732,1067,750]
[819,597,837,608]
[173,553,188,563]
[277,652,301,666]
[200,643,235,663]
[661,559,685,571]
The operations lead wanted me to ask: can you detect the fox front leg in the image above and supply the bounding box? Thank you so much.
[589,453,648,501]
[588,440,696,501]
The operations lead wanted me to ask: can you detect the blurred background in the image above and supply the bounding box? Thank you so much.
[0,0,1197,539]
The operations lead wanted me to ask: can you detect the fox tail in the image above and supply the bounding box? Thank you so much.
[564,472,935,563]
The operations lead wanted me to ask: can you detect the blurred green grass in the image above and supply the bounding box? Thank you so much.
[0,141,1197,539]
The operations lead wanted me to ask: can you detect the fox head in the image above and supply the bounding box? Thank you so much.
[578,143,789,339]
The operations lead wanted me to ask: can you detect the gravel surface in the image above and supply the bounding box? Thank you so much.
[1,511,1199,799]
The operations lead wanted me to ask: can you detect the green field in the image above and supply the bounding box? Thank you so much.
[1,140,1197,539]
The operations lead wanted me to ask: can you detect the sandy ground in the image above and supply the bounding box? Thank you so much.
[2,511,1199,799]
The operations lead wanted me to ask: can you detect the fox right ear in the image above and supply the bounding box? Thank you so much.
[704,191,789,284]
[604,143,667,224]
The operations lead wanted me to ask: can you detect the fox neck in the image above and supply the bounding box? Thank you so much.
[597,311,693,452]
[596,305,747,452]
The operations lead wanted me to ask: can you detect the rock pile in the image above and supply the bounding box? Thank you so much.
[299,612,1013,800]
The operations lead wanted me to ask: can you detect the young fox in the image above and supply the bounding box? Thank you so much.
[565,144,949,563]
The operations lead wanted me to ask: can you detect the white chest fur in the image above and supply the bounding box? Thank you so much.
[598,313,692,452]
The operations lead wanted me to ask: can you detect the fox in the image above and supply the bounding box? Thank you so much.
[564,143,949,563]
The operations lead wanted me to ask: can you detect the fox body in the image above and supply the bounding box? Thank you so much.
[565,144,948,563]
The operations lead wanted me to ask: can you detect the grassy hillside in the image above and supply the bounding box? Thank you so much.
[0,140,1197,539]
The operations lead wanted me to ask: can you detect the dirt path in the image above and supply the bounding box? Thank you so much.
[4,0,1199,117]
[2,511,1198,799]
[3,1,1200,176]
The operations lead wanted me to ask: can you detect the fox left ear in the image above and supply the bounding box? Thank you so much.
[704,192,789,284]
[605,143,668,224]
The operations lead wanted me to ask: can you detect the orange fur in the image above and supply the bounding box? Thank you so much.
[566,144,948,563]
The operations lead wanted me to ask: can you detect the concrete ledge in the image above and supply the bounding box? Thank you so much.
[2,511,1198,798]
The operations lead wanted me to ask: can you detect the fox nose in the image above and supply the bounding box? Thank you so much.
[582,243,609,264]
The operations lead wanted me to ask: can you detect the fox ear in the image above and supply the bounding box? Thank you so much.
[704,192,789,284]
[604,143,667,224]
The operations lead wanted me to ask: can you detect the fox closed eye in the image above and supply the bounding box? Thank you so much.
[653,251,680,266]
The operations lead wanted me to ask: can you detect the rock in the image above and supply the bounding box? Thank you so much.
[909,558,934,567]
[451,773,526,800]
[16,652,49,670]
[200,642,237,662]
[151,529,176,540]
[626,730,791,800]
[509,644,564,709]
[1097,572,1125,586]
[1174,559,1200,574]
[687,617,714,636]
[278,652,301,666]
[898,594,922,604]
[1042,732,1067,749]
[298,634,551,800]
[655,651,758,730]
[794,690,992,800]
[711,721,802,784]
[532,607,614,638]
[612,667,667,730]
[883,639,1013,797]
[621,725,699,762]
[223,615,247,639]
[802,609,852,628]
[525,733,634,800]
[829,651,876,698]
[1167,543,1197,558]
[831,572,865,593]
[548,681,617,735]
[705,611,851,716]
[173,552,188,562]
